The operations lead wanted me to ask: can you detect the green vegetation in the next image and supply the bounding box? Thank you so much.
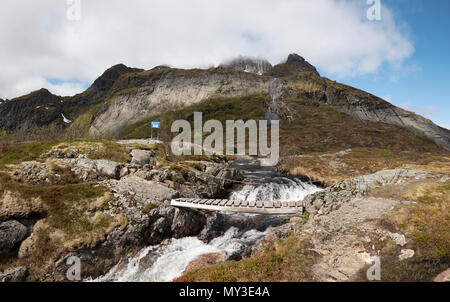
[175,235,314,282]
[359,180,450,281]
[118,94,268,141]
[0,142,56,167]
[0,139,130,168]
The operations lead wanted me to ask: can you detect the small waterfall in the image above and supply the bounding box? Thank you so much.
[231,177,322,202]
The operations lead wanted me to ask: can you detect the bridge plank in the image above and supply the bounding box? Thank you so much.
[249,201,256,207]
[274,201,281,208]
[212,199,221,205]
[241,200,248,207]
[296,201,303,207]
[233,200,241,206]
[264,201,274,208]
[219,200,228,206]
[226,200,234,206]
[256,201,263,208]
[205,200,214,205]
[289,201,296,208]
[282,202,288,208]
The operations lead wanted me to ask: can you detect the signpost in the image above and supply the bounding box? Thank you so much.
[151,121,160,140]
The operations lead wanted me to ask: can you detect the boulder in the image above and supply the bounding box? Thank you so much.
[0,221,28,254]
[145,206,206,245]
[130,149,154,166]
[95,160,121,179]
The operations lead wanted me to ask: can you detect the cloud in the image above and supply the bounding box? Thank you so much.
[0,0,414,99]
[401,103,437,117]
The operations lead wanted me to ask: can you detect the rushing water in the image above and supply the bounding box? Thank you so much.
[91,159,322,282]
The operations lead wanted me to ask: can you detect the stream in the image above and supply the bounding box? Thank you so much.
[91,159,322,282]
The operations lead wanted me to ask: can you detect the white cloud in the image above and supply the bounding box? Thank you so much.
[401,103,437,117]
[0,0,414,99]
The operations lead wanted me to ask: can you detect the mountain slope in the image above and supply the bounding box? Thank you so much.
[0,64,143,133]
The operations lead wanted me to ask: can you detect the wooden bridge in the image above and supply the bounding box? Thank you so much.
[170,198,304,215]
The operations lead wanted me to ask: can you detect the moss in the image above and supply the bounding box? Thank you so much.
[142,203,159,215]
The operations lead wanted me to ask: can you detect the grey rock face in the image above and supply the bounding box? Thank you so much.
[0,221,28,254]
[0,266,28,282]
[89,70,272,137]
[130,149,155,166]
[336,103,450,151]
[220,56,272,75]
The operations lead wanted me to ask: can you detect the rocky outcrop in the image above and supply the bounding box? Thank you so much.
[220,56,272,75]
[0,221,28,254]
[285,53,320,75]
[304,168,436,217]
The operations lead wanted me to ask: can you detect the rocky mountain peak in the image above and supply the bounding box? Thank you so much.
[91,64,144,92]
[219,56,272,75]
[285,53,319,75]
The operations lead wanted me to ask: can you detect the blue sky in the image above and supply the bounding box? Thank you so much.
[333,0,450,129]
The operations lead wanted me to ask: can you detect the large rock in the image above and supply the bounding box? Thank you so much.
[145,206,206,245]
[95,160,121,179]
[130,149,154,166]
[0,221,28,254]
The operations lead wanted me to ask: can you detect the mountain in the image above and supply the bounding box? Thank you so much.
[0,54,449,152]
[0,64,142,132]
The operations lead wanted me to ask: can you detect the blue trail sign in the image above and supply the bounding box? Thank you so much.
[151,121,160,139]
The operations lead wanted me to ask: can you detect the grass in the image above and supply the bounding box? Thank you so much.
[175,235,314,282]
[0,142,57,167]
[0,139,130,168]
[280,148,449,187]
[358,180,450,281]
